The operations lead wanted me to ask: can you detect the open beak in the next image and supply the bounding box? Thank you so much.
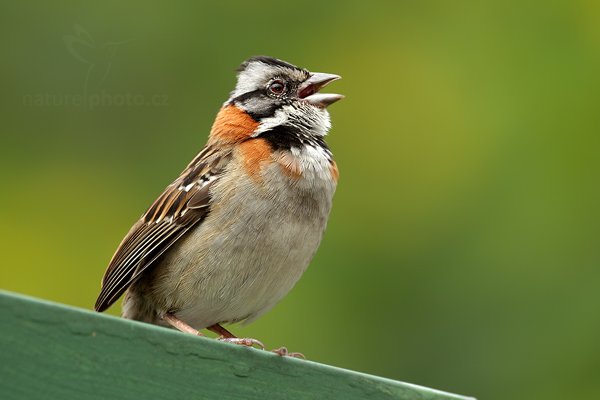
[298,72,344,108]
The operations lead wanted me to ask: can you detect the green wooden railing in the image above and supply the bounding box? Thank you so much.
[0,290,474,400]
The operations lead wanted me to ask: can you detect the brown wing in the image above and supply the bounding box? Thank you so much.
[94,145,230,312]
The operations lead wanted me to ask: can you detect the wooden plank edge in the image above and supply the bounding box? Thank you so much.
[0,290,476,400]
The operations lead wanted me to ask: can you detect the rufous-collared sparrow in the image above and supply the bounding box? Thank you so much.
[95,56,343,356]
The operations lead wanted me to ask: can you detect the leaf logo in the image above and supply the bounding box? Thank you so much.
[63,25,132,95]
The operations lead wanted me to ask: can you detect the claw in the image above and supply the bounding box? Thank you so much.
[272,346,288,356]
[218,337,265,350]
[271,347,306,359]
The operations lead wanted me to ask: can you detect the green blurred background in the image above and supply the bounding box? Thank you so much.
[1,1,599,399]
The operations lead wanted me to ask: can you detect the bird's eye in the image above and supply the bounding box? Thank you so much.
[268,80,286,95]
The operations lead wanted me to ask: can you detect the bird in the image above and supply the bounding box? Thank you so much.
[94,56,343,356]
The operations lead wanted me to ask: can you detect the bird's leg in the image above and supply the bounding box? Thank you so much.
[206,323,236,338]
[162,313,205,336]
[207,323,265,350]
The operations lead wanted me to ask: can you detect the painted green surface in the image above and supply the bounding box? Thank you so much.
[0,290,473,400]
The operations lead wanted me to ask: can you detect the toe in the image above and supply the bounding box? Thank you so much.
[271,347,288,356]
[270,347,305,358]
[218,337,265,350]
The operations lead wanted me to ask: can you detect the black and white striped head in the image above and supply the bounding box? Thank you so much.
[227,56,343,138]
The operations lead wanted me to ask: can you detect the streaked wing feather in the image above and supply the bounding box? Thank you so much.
[99,221,178,297]
[94,145,229,312]
[98,218,195,311]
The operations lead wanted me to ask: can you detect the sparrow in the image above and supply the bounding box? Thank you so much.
[94,56,343,356]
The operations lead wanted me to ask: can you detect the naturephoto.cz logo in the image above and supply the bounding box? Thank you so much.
[22,91,169,108]
[22,25,169,110]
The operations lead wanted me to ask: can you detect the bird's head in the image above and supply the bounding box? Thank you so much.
[210,56,343,144]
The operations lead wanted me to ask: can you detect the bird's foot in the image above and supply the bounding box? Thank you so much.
[218,337,265,350]
[271,346,305,359]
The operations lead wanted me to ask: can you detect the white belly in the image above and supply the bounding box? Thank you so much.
[151,157,335,329]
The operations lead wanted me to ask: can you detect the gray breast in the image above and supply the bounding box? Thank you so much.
[146,148,336,329]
